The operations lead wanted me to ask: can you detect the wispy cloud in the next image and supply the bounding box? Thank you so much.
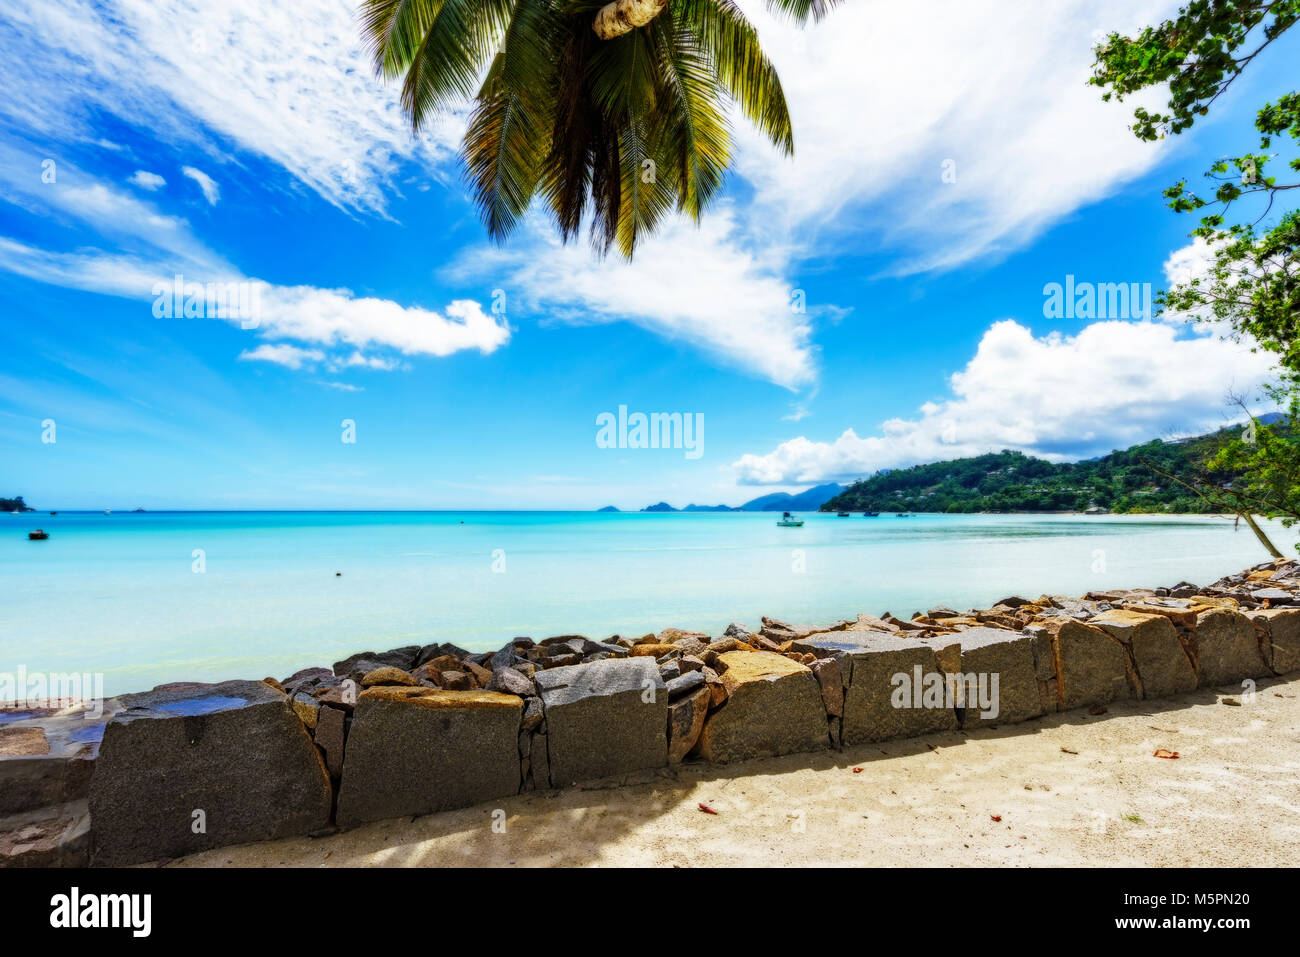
[0,0,463,214]
[181,165,219,205]
[0,160,511,366]
[128,170,165,190]
[238,343,324,369]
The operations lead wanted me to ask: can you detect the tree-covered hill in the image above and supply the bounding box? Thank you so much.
[821,426,1257,514]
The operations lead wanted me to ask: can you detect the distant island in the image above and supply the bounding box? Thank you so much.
[630,483,846,513]
[616,421,1275,516]
[821,426,1250,514]
[596,505,619,512]
[1,496,34,513]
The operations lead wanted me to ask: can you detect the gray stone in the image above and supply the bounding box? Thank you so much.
[1192,608,1269,687]
[1091,609,1197,698]
[521,696,544,731]
[533,658,667,786]
[335,687,522,826]
[1248,608,1300,674]
[665,670,706,701]
[694,652,828,763]
[89,680,332,866]
[835,633,960,744]
[918,627,1043,728]
[485,668,534,696]
[1041,617,1137,710]
[314,704,346,778]
[282,667,334,695]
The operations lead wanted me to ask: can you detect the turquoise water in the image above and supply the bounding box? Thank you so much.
[0,509,1288,697]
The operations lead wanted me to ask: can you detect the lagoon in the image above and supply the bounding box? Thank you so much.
[0,509,1286,696]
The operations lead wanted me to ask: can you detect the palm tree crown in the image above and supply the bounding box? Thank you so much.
[362,0,837,258]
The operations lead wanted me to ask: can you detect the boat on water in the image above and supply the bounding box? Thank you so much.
[28,529,48,540]
[836,511,850,517]
[863,511,880,517]
[776,511,804,527]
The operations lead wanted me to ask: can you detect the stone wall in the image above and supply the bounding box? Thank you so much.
[4,558,1300,866]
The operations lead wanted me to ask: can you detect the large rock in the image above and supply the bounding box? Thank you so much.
[0,701,112,816]
[1190,608,1269,687]
[89,680,333,866]
[1090,609,1197,699]
[918,627,1042,728]
[533,658,666,786]
[335,687,522,826]
[693,652,828,763]
[1041,617,1136,711]
[799,632,959,745]
[1248,608,1300,675]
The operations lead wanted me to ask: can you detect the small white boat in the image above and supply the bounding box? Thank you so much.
[776,511,804,527]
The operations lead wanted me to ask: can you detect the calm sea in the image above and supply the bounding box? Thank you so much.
[1,509,1287,697]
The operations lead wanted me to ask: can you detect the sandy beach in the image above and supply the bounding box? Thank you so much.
[169,673,1300,868]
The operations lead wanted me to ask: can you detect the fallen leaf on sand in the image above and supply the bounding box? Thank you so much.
[697,803,718,815]
[1060,746,1079,755]
[852,767,864,773]
[990,814,1002,822]
[1221,697,1242,706]
[1153,749,1180,759]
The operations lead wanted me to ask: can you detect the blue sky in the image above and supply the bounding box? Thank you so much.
[0,0,1295,509]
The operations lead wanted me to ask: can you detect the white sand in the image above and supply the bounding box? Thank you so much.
[171,674,1300,867]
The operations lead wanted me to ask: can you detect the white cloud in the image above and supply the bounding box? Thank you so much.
[239,343,324,369]
[128,170,165,190]
[451,210,814,389]
[0,0,462,214]
[0,167,511,365]
[733,316,1278,484]
[181,165,219,205]
[730,0,1176,274]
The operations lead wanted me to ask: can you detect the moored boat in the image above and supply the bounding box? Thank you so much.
[28,529,48,540]
[776,511,804,527]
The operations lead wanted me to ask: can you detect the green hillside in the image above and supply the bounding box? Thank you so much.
[821,428,1251,514]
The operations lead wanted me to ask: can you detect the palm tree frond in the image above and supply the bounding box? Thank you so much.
[762,0,841,23]
[678,0,793,155]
